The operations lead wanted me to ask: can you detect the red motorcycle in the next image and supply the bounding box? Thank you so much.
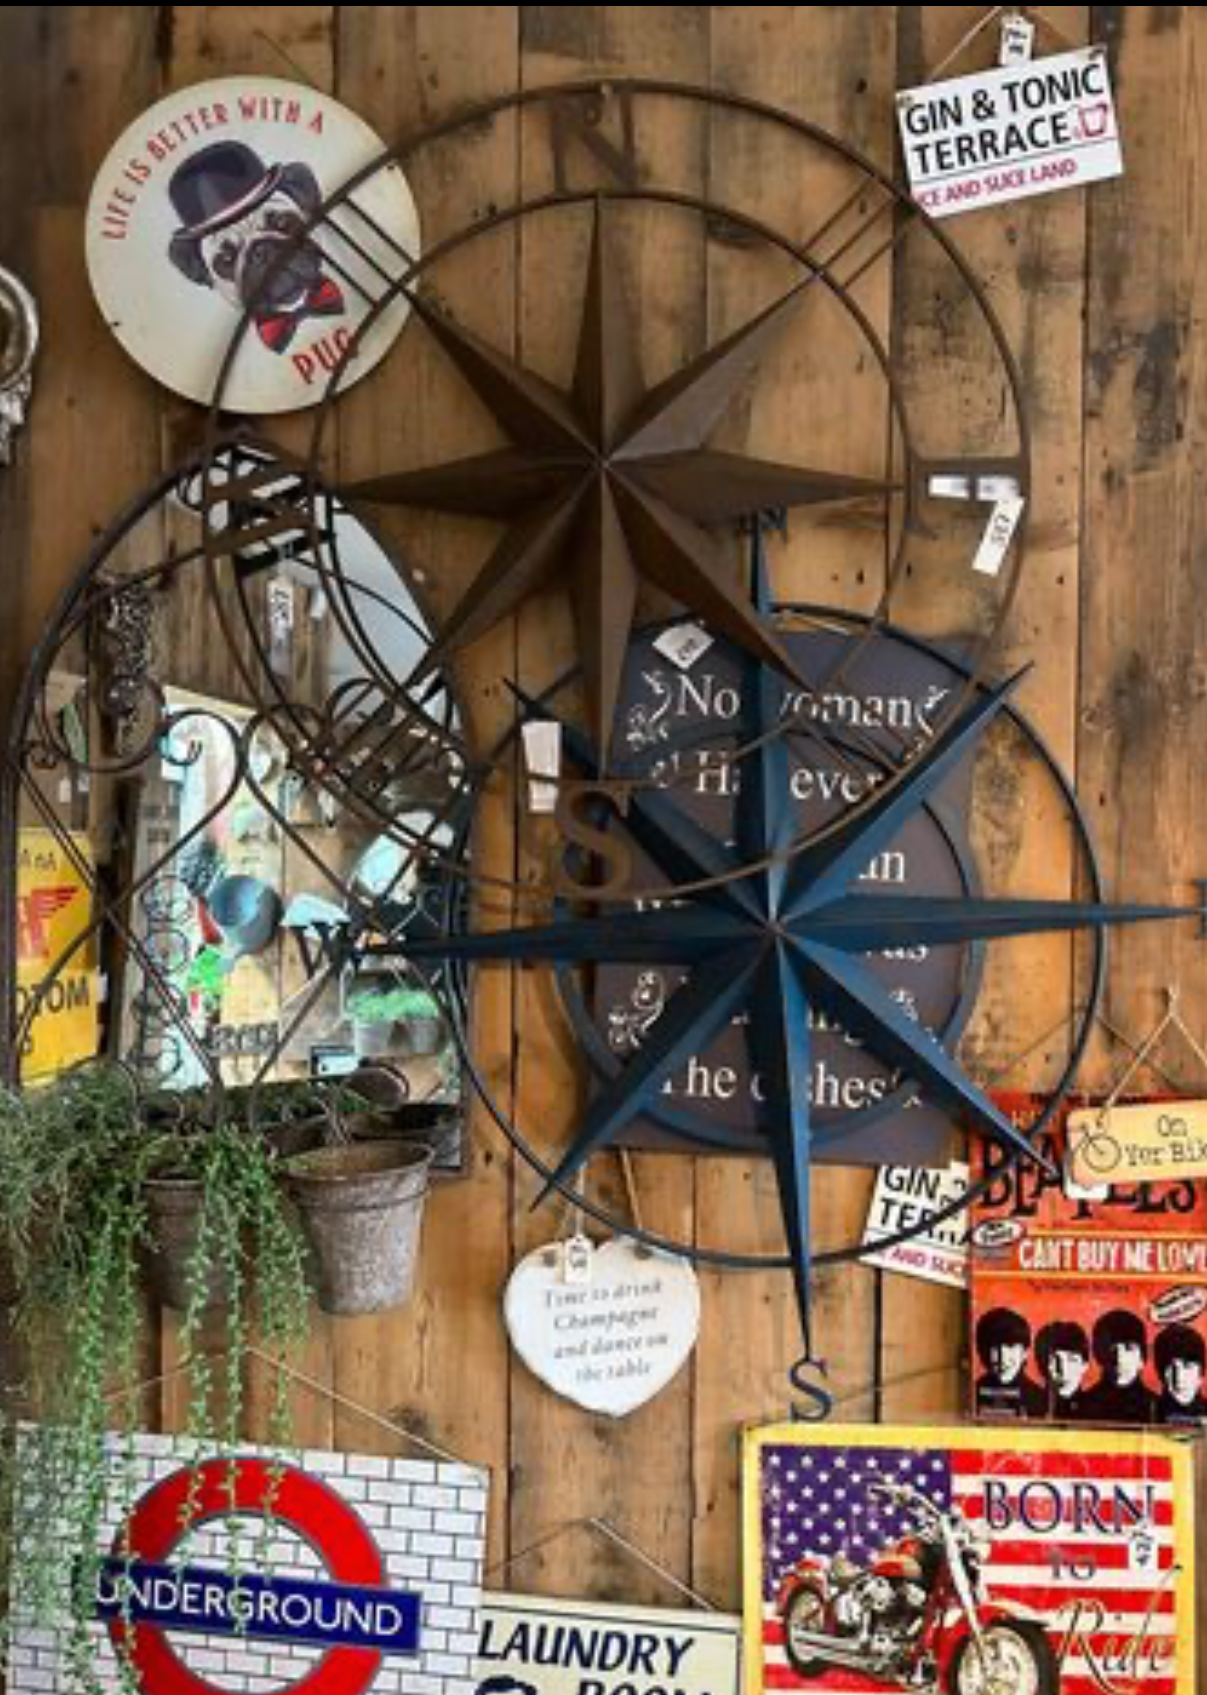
[776,1477,1058,1694]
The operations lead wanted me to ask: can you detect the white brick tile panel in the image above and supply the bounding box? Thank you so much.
[427,1652,474,1676]
[439,1511,481,1535]
[387,1506,434,1532]
[7,1432,487,1695]
[433,1557,475,1582]
[438,1465,484,1488]
[428,1605,473,1632]
[345,1455,392,1478]
[173,1647,228,1672]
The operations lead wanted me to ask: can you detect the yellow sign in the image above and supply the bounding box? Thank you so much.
[1067,1099,1207,1187]
[16,829,99,1080]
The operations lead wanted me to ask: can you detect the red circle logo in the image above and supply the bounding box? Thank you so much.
[108,1458,387,1695]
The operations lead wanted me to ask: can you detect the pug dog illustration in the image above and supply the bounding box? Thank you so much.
[167,141,344,353]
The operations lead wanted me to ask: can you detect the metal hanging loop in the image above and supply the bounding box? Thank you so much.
[0,262,38,465]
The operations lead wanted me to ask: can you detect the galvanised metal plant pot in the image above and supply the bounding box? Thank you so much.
[283,1141,433,1316]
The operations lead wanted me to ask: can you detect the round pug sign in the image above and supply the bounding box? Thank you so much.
[86,77,420,413]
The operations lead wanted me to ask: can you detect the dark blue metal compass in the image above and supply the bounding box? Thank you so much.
[371,533,1203,1400]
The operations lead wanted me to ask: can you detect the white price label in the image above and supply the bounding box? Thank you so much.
[972,495,1025,576]
[561,1233,595,1284]
[521,719,562,814]
[653,622,714,670]
[1061,1144,1109,1203]
[999,13,1037,66]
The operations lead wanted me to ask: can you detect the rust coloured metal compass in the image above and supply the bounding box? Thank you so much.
[195,78,1035,909]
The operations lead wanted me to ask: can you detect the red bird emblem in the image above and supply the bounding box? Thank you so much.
[18,886,78,961]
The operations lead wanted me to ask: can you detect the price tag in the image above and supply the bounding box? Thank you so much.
[1061,1146,1108,1203]
[999,13,1037,66]
[267,577,295,675]
[561,1233,595,1284]
[972,495,1025,576]
[927,472,1021,502]
[521,719,562,814]
[653,622,714,671]
[1127,1517,1160,1576]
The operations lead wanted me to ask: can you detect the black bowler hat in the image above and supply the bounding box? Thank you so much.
[167,141,320,287]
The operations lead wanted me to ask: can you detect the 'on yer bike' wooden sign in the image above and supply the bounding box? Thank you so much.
[1067,1099,1207,1187]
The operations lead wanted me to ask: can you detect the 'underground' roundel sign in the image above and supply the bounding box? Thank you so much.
[97,1458,420,1695]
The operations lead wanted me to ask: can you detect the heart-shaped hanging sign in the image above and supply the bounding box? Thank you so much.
[503,1236,701,1417]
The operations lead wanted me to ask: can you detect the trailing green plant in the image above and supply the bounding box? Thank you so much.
[0,1065,156,1693]
[0,1064,315,1694]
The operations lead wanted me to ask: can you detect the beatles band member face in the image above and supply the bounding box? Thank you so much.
[988,1337,1029,1385]
[1107,1338,1146,1387]
[1163,1352,1204,1407]
[1047,1347,1089,1399]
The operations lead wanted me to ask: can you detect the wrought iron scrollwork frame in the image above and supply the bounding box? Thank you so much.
[1,447,474,1117]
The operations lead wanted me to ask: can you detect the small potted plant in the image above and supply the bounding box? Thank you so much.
[392,985,447,1057]
[344,971,447,1059]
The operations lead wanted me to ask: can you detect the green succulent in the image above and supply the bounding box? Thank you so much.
[346,982,443,1024]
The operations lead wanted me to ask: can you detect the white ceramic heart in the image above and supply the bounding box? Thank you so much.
[503,1237,700,1417]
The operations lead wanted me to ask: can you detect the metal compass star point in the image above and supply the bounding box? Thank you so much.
[340,197,896,757]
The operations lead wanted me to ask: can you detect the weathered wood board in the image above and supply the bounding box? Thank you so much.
[3,6,1206,1661]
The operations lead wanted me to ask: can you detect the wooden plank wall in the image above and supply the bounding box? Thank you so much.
[4,0,1207,1653]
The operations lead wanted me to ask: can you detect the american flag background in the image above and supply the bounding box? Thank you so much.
[750,1430,1189,1695]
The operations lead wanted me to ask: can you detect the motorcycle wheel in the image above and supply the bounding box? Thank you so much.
[782,1583,829,1678]
[948,1621,1057,1695]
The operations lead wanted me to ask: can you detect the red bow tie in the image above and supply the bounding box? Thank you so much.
[256,277,344,352]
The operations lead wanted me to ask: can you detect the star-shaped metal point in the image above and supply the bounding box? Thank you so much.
[341,198,895,759]
[376,591,1204,1340]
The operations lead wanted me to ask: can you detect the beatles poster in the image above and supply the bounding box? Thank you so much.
[475,1591,741,1695]
[970,1093,1207,1428]
[744,1422,1194,1695]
